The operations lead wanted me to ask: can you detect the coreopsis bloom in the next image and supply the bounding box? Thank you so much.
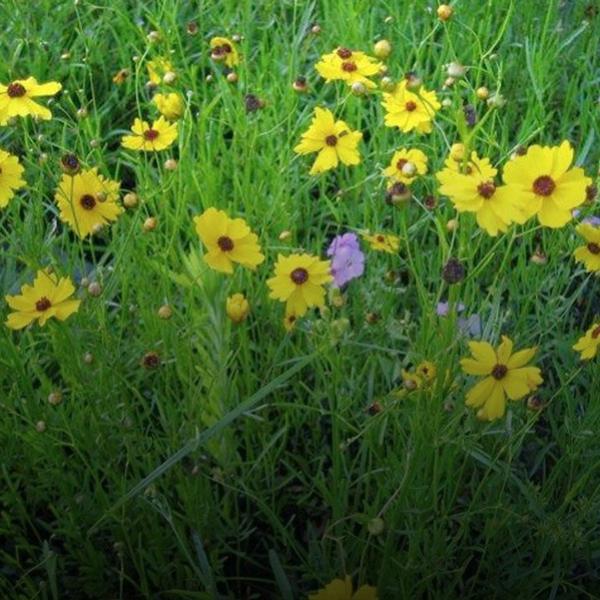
[194,207,264,274]
[112,68,130,85]
[294,107,362,175]
[153,92,184,120]
[573,323,600,360]
[502,141,591,228]
[283,311,298,332]
[121,117,177,152]
[309,576,377,600]
[226,293,250,323]
[5,269,81,330]
[573,223,600,272]
[267,253,332,317]
[362,232,399,253]
[327,233,365,287]
[210,37,239,67]
[383,148,428,183]
[437,159,524,236]
[0,78,61,124]
[382,80,440,134]
[315,47,382,89]
[460,336,543,421]
[54,168,121,238]
[416,360,436,382]
[147,57,174,85]
[0,150,26,208]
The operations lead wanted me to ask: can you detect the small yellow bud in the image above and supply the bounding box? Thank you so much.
[446,218,459,232]
[373,39,392,60]
[278,230,292,241]
[226,293,250,324]
[87,281,102,297]
[368,517,385,536]
[450,143,465,161]
[164,158,177,171]
[476,86,489,100]
[226,71,238,84]
[162,71,177,84]
[35,421,47,433]
[123,192,138,208]
[351,81,367,96]
[437,4,453,21]
[158,304,173,319]
[143,216,157,232]
[48,391,63,406]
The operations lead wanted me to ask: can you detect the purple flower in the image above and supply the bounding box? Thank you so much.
[436,300,481,337]
[583,216,600,227]
[327,232,365,288]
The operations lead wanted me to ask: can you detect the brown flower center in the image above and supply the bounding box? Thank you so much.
[341,61,357,72]
[80,194,96,210]
[211,44,232,58]
[337,47,352,59]
[477,181,496,199]
[217,236,234,252]
[35,297,52,312]
[143,129,160,141]
[405,101,417,112]
[7,82,27,98]
[532,175,556,197]
[396,158,408,171]
[376,235,385,242]
[290,267,309,285]
[491,364,508,380]
[325,134,338,147]
[592,325,600,339]
[587,242,600,255]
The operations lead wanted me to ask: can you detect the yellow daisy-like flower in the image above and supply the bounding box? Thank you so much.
[0,77,61,124]
[381,80,441,134]
[54,168,122,238]
[210,37,239,68]
[502,140,591,228]
[121,117,178,152]
[437,160,524,237]
[267,253,333,318]
[5,269,81,330]
[573,322,600,360]
[294,107,362,175]
[0,149,26,208]
[460,336,543,421]
[283,311,299,332]
[416,360,436,382]
[153,92,184,120]
[193,207,264,274]
[315,47,382,89]
[147,58,174,85]
[362,233,400,254]
[383,148,428,184]
[308,575,377,600]
[573,223,600,273]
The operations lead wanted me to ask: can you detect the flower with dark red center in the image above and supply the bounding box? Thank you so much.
[396,158,408,171]
[7,82,27,98]
[587,242,600,255]
[337,48,352,59]
[405,101,417,112]
[35,297,52,312]
[477,181,496,199]
[290,267,309,285]
[141,351,161,369]
[325,134,338,147]
[532,175,556,197]
[341,61,357,72]
[217,236,234,252]
[144,129,160,141]
[80,194,96,210]
[491,364,508,380]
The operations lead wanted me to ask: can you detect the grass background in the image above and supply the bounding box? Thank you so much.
[1,0,599,597]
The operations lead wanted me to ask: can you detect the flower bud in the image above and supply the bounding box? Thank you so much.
[450,143,465,161]
[367,517,385,536]
[143,216,157,232]
[379,76,395,92]
[373,39,392,59]
[437,4,453,21]
[487,92,506,108]
[476,86,489,100]
[158,304,173,319]
[446,62,466,78]
[446,218,459,232]
[226,293,250,324]
[164,158,177,171]
[141,351,161,369]
[310,23,321,34]
[292,77,308,93]
[226,71,238,84]
[48,391,63,406]
[87,281,102,297]
[123,192,138,208]
[386,182,411,205]
[442,257,466,284]
[279,230,292,241]
[147,30,160,43]
[83,352,94,364]
[351,81,367,96]
[35,421,46,433]
[163,71,177,84]
[60,153,81,175]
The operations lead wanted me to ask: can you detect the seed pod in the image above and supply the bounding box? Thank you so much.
[442,257,466,284]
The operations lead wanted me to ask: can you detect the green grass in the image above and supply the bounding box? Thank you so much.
[1,0,600,597]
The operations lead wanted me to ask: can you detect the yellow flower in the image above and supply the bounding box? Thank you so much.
[121,117,178,152]
[147,57,174,85]
[383,148,428,184]
[194,208,264,274]
[573,322,600,360]
[267,253,332,318]
[315,47,382,89]
[284,311,299,332]
[460,336,543,421]
[442,150,496,180]
[112,68,130,85]
[402,369,422,390]
[573,223,600,273]
[54,168,122,238]
[381,80,440,134]
[437,159,524,236]
[362,233,399,253]
[308,575,377,600]
[416,360,436,382]
[5,269,81,330]
[0,77,61,124]
[502,140,591,228]
[226,293,250,323]
[294,107,362,175]
[210,37,239,68]
[152,92,184,120]
[0,149,26,208]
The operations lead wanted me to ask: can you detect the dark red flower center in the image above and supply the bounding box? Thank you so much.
[532,175,556,197]
[341,61,357,72]
[587,242,600,255]
[35,296,52,312]
[325,134,338,147]
[217,236,234,252]
[376,235,385,242]
[396,158,408,171]
[290,267,309,285]
[7,82,27,98]
[405,101,417,112]
[477,181,496,199]
[337,47,352,59]
[491,364,508,380]
[592,325,600,339]
[143,129,160,141]
[80,194,96,210]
